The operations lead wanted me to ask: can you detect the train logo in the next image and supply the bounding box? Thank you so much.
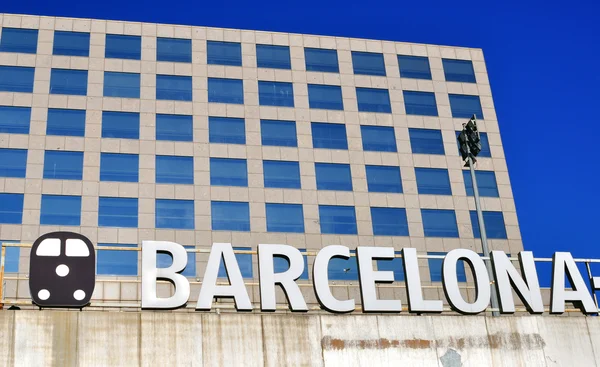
[29,232,96,308]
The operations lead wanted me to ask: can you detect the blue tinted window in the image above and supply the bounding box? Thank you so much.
[273,250,309,280]
[421,209,459,238]
[218,246,253,278]
[403,91,438,116]
[356,88,391,113]
[46,109,85,137]
[0,149,27,178]
[311,122,347,150]
[157,38,192,63]
[366,165,403,193]
[156,155,194,184]
[371,207,409,236]
[207,41,242,66]
[307,84,343,110]
[470,211,507,239]
[100,153,139,182]
[155,199,195,229]
[455,131,491,158]
[256,44,291,69]
[260,120,297,147]
[157,75,192,101]
[97,244,138,276]
[266,203,304,233]
[208,78,244,104]
[156,114,193,142]
[429,252,466,282]
[50,69,88,95]
[210,158,248,187]
[397,55,431,80]
[329,250,358,280]
[0,66,34,93]
[104,72,140,98]
[377,253,405,281]
[43,150,84,180]
[258,81,294,107]
[361,126,397,152]
[415,168,452,195]
[0,106,30,134]
[102,111,139,139]
[305,48,339,73]
[157,245,196,277]
[449,94,484,119]
[463,170,499,197]
[0,193,24,224]
[443,59,476,83]
[53,31,90,56]
[209,116,245,144]
[409,128,445,155]
[105,34,141,60]
[40,195,81,226]
[0,28,37,53]
[263,160,301,189]
[98,197,138,228]
[0,241,20,273]
[319,205,357,235]
[315,163,353,191]
[211,201,250,231]
[352,51,386,76]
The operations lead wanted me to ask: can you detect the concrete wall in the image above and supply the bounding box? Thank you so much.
[0,311,598,366]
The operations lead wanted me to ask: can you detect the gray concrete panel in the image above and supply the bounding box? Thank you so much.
[431,316,493,367]
[485,316,545,367]
[376,315,440,366]
[537,316,596,367]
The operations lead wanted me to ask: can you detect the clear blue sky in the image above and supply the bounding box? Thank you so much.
[2,0,599,261]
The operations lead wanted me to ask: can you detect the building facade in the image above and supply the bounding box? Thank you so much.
[0,13,521,310]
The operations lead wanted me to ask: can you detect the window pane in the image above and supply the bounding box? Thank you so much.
[470,211,507,239]
[443,59,476,83]
[99,197,138,227]
[352,51,386,76]
[0,106,30,134]
[256,44,291,69]
[429,252,466,282]
[0,241,20,273]
[40,195,81,226]
[53,31,90,56]
[0,193,24,224]
[102,111,140,139]
[156,114,193,142]
[356,87,391,113]
[157,38,192,63]
[97,243,138,276]
[455,131,491,158]
[209,116,245,144]
[328,250,358,280]
[103,71,140,98]
[315,163,353,191]
[218,246,253,278]
[208,78,244,104]
[403,91,438,116]
[156,155,194,184]
[361,126,397,152]
[449,94,484,119]
[43,150,84,180]
[409,128,445,155]
[463,170,499,197]
[210,158,248,187]
[415,168,452,195]
[397,55,431,80]
[371,207,409,236]
[46,108,86,137]
[155,199,195,229]
[258,81,294,107]
[0,28,38,53]
[307,84,343,110]
[319,205,357,235]
[266,203,304,233]
[305,48,339,73]
[211,201,250,231]
[157,246,196,277]
[263,160,301,189]
[50,69,88,95]
[311,122,348,149]
[273,250,309,280]
[421,209,459,238]
[0,66,35,93]
[207,41,242,66]
[0,149,27,178]
[105,34,141,60]
[260,120,297,147]
[366,165,403,193]
[100,153,139,182]
[156,75,192,101]
[377,253,405,281]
